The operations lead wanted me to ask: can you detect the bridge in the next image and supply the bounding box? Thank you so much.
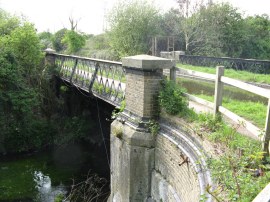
[45,49,269,202]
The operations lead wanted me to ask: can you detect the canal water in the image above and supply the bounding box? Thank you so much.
[178,77,268,104]
[0,142,110,202]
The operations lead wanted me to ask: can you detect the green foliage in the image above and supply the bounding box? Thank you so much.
[241,14,270,59]
[193,93,267,128]
[191,112,270,201]
[77,33,118,60]
[159,80,188,115]
[38,31,53,49]
[52,28,68,52]
[111,100,126,120]
[62,30,86,54]
[0,9,20,35]
[147,120,160,135]
[107,0,161,57]
[198,113,223,132]
[54,193,65,202]
[0,9,56,153]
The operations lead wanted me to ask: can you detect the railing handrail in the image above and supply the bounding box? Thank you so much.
[53,53,125,107]
[52,52,123,66]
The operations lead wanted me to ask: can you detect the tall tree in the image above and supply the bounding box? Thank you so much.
[52,28,68,52]
[107,0,161,57]
[0,11,53,153]
[174,0,211,54]
[241,14,270,59]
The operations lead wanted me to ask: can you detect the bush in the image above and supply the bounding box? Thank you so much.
[159,80,187,115]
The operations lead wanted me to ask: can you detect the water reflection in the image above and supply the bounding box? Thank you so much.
[0,142,109,202]
[33,171,67,202]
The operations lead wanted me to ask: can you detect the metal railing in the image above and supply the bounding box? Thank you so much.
[179,55,270,74]
[55,53,126,106]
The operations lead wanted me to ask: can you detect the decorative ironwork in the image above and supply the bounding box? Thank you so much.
[179,55,270,74]
[55,54,126,106]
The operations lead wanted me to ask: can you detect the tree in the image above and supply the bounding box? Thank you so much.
[174,0,210,54]
[0,11,53,153]
[0,9,20,35]
[62,30,86,54]
[189,3,245,57]
[52,28,68,52]
[107,0,161,57]
[38,31,53,49]
[241,14,270,59]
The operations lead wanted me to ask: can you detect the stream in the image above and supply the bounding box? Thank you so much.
[0,142,110,202]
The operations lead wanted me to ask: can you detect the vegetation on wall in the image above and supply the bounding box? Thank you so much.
[159,80,188,115]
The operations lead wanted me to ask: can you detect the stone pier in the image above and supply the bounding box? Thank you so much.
[110,55,174,201]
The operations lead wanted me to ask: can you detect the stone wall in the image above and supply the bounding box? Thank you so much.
[151,133,201,202]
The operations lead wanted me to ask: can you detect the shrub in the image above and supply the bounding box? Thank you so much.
[159,80,188,115]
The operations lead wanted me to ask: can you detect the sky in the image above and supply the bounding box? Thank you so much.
[0,0,269,35]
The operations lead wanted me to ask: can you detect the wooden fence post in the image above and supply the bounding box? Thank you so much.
[170,66,176,82]
[214,66,224,115]
[263,99,270,155]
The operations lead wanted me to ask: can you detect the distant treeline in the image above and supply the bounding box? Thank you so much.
[38,0,270,62]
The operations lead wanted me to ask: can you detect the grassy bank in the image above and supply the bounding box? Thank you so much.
[176,63,270,84]
[194,94,267,128]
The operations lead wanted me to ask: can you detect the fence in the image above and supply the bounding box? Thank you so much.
[54,53,126,106]
[179,55,270,74]
[170,66,270,154]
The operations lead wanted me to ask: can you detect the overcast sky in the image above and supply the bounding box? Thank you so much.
[0,0,269,35]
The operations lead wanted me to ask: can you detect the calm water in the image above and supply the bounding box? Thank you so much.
[178,77,268,104]
[0,143,110,202]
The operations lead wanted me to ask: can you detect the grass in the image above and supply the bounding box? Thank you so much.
[194,113,270,202]
[194,94,267,128]
[177,63,270,84]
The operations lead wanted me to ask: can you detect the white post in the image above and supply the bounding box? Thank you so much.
[263,99,270,155]
[214,66,224,115]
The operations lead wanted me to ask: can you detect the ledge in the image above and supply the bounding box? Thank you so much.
[122,55,175,70]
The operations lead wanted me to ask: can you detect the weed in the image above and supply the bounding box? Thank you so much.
[147,120,160,135]
[159,79,188,115]
[111,100,126,120]
[198,113,223,132]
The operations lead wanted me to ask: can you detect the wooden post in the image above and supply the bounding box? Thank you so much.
[154,37,157,56]
[214,66,224,115]
[263,99,270,155]
[170,66,176,82]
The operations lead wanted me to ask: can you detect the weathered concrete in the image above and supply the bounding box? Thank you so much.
[110,121,155,201]
[110,55,174,201]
